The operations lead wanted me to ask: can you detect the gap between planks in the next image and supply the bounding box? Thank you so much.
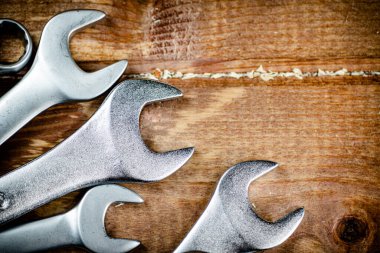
[127,66,380,81]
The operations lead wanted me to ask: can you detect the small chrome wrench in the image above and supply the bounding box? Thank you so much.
[0,184,143,253]
[0,10,127,145]
[175,161,304,253]
[0,19,33,74]
[0,79,194,225]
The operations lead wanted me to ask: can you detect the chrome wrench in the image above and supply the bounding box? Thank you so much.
[175,161,304,252]
[0,184,143,252]
[0,79,194,224]
[0,19,33,74]
[0,10,127,145]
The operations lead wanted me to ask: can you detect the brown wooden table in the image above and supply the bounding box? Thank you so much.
[0,1,379,252]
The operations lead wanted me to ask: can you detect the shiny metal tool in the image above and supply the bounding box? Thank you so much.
[0,10,127,145]
[0,19,33,74]
[0,79,194,224]
[175,161,304,253]
[0,184,143,253]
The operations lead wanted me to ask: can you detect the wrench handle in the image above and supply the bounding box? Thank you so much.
[0,71,61,145]
[0,122,115,224]
[0,211,80,252]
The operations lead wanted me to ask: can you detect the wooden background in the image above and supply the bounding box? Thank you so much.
[0,0,379,252]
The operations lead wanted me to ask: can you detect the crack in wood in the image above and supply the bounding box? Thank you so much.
[127,66,380,81]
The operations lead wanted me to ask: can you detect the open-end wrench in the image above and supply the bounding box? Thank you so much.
[0,10,128,145]
[0,79,194,224]
[0,184,143,253]
[175,161,304,253]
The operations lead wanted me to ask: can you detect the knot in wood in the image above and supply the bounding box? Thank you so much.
[335,216,368,244]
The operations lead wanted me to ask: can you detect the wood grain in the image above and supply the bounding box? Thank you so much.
[1,0,380,73]
[0,0,379,252]
[0,76,379,252]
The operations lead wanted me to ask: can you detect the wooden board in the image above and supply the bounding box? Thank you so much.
[0,1,379,253]
[1,0,380,73]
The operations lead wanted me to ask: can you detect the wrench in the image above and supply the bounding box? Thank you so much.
[0,79,194,224]
[0,10,128,145]
[175,161,304,253]
[0,19,33,74]
[0,184,143,252]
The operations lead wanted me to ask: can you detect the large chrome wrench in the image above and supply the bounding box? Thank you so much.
[175,161,304,253]
[0,184,143,252]
[0,10,128,145]
[0,79,194,224]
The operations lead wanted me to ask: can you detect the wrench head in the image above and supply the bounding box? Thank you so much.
[32,10,127,100]
[93,79,195,182]
[175,161,304,252]
[76,184,143,253]
[217,161,304,250]
[0,19,33,74]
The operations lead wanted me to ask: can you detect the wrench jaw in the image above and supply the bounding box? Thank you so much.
[38,10,105,63]
[61,59,128,101]
[77,185,143,253]
[259,207,305,249]
[105,80,195,182]
[35,10,128,101]
[175,161,304,253]
[218,161,305,251]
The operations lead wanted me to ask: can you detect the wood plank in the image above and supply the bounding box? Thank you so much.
[0,0,379,252]
[0,76,378,252]
[0,0,380,73]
